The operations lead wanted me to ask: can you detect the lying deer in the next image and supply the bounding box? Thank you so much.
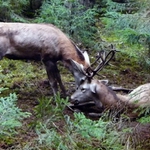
[70,50,150,118]
[0,22,92,96]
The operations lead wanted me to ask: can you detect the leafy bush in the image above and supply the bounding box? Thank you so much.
[0,88,31,139]
[101,0,150,69]
[35,0,98,48]
[0,0,29,22]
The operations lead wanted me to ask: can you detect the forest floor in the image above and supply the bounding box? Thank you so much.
[0,54,150,149]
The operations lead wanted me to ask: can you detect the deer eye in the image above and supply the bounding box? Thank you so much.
[81,88,86,92]
[80,79,85,85]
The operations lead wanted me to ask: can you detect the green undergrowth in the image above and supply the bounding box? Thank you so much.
[11,94,149,150]
[0,88,31,144]
[99,0,150,71]
[0,59,44,94]
[0,58,73,98]
[0,87,149,149]
[0,0,149,149]
[92,50,149,88]
[17,95,128,149]
[101,32,148,65]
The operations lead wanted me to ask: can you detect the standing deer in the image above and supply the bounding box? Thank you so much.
[70,50,150,118]
[0,22,91,96]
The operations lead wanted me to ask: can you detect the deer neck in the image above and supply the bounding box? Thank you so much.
[96,83,119,109]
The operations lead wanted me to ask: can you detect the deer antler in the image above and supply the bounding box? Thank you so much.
[86,48,117,78]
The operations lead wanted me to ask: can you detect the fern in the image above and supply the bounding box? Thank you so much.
[0,89,31,138]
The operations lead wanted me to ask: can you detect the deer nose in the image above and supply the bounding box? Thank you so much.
[71,96,79,105]
[74,99,79,105]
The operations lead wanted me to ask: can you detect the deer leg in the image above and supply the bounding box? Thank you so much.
[43,61,66,96]
[54,66,67,96]
[43,61,58,95]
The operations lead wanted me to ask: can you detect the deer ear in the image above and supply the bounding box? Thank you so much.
[90,83,97,93]
[99,80,109,85]
[69,59,87,86]
[83,51,90,65]
[69,59,85,73]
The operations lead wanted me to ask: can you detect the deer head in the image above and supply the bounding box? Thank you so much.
[70,47,117,105]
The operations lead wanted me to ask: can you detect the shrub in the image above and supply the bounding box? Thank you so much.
[0,0,29,22]
[0,88,31,139]
[101,0,150,70]
[35,112,128,150]
[35,0,98,48]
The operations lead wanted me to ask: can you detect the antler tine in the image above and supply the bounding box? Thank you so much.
[94,50,115,73]
[86,49,116,78]
[91,51,105,67]
[85,51,106,77]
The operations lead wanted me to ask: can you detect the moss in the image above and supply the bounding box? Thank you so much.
[0,136,16,147]
[0,58,46,93]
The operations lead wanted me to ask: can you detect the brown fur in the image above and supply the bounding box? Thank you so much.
[71,79,150,118]
[0,22,90,95]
